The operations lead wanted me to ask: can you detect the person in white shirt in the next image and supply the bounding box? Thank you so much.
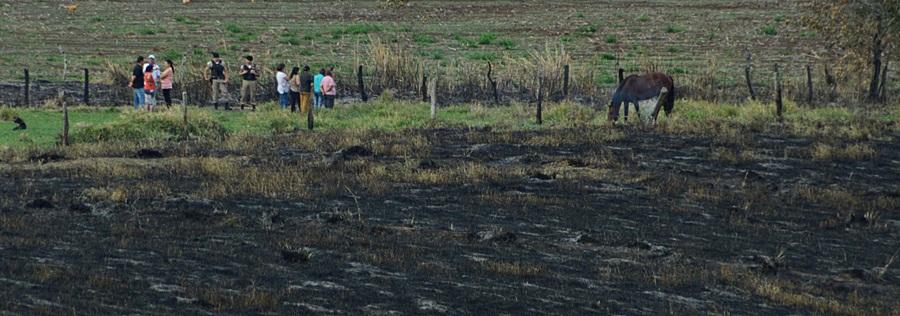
[275,63,290,109]
[143,54,162,108]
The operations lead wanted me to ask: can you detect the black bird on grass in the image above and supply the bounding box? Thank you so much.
[12,117,26,130]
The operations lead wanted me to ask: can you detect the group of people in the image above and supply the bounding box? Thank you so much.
[128,55,175,111]
[275,64,337,112]
[129,52,338,112]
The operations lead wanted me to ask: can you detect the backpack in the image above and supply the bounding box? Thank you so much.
[144,72,156,91]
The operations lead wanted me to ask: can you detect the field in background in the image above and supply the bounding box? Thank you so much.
[1,0,856,105]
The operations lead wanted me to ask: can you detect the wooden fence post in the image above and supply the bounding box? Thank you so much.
[357,65,368,102]
[745,53,757,101]
[536,76,543,125]
[307,104,314,130]
[83,68,90,106]
[562,64,570,100]
[806,64,813,105]
[421,74,428,103]
[429,77,437,119]
[825,65,837,102]
[24,68,30,107]
[60,90,69,146]
[182,91,188,107]
[878,61,889,103]
[487,62,499,104]
[775,64,783,121]
[617,68,624,85]
[182,98,189,139]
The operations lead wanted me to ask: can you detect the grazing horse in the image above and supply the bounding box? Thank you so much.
[608,71,675,122]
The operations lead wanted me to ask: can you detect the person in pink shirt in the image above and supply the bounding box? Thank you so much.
[160,60,175,107]
[320,70,336,109]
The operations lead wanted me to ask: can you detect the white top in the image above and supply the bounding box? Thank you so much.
[276,71,289,94]
[142,63,161,81]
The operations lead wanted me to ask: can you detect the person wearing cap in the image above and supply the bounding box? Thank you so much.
[143,55,161,108]
[204,52,229,109]
[239,55,258,111]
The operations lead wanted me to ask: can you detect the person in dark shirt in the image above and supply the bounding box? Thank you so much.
[204,52,229,109]
[128,56,145,110]
[299,65,313,113]
[239,55,258,111]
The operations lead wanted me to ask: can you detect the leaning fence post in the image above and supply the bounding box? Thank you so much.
[806,64,813,105]
[182,100,189,139]
[307,104,314,130]
[60,90,69,146]
[562,64,570,100]
[429,77,437,119]
[421,74,428,103]
[775,64,783,121]
[878,61,889,103]
[357,65,368,102]
[24,68,30,107]
[487,62,499,104]
[83,68,90,106]
[824,65,837,102]
[745,53,757,101]
[536,76,543,125]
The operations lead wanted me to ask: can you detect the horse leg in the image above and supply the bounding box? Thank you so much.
[634,102,641,120]
[623,102,630,121]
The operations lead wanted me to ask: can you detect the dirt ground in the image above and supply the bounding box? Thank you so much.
[1,126,898,314]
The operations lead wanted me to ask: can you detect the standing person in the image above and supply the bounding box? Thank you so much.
[313,68,325,109]
[204,52,229,109]
[143,55,161,108]
[275,63,290,110]
[239,55,258,111]
[321,70,337,109]
[288,66,301,112]
[143,65,157,112]
[160,60,175,108]
[128,56,145,110]
[299,65,313,113]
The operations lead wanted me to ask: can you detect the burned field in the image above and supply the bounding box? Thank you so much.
[1,125,898,315]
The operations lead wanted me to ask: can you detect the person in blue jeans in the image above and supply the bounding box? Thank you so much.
[128,56,146,110]
[313,68,325,109]
[275,63,290,109]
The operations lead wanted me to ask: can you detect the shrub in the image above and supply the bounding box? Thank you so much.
[497,39,516,50]
[478,33,497,45]
[665,25,684,33]
[605,35,618,44]
[600,53,616,61]
[454,35,478,48]
[225,22,242,34]
[579,24,598,34]
[414,34,436,44]
[761,25,778,36]
[71,109,226,143]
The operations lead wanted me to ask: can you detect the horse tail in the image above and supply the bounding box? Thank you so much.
[664,77,675,116]
[618,68,625,86]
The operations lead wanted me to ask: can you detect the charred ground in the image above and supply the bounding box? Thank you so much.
[1,124,898,315]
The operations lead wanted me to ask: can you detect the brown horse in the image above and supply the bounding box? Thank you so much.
[608,72,675,122]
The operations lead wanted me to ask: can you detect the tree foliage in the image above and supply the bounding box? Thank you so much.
[799,0,900,100]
